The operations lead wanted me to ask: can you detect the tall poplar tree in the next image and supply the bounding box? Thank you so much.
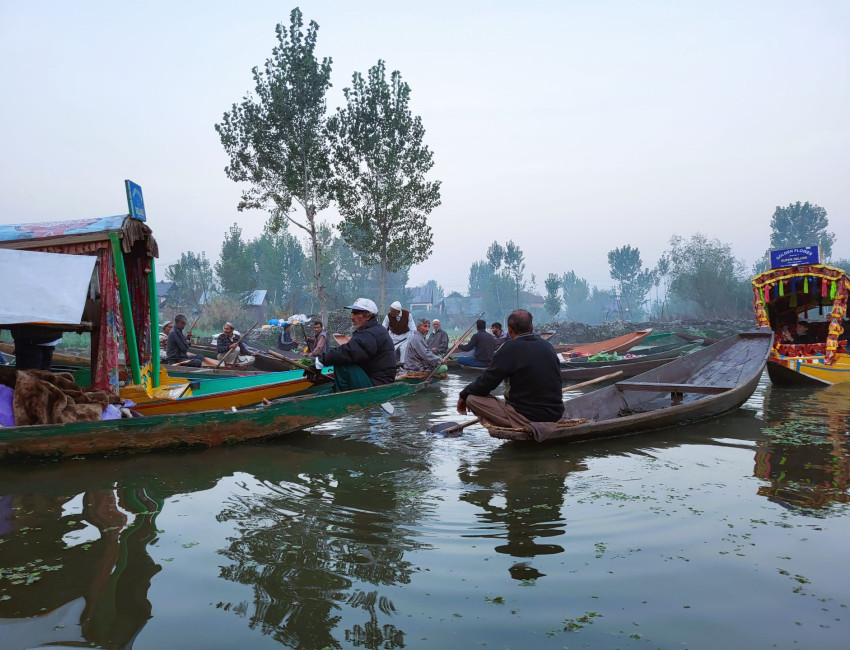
[328,60,441,313]
[215,8,333,324]
[769,201,835,260]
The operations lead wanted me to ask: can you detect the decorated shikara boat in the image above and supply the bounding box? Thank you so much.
[751,258,850,386]
[487,329,772,443]
[552,329,652,359]
[0,379,435,461]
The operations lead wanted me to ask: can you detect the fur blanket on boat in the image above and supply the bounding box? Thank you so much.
[13,370,119,426]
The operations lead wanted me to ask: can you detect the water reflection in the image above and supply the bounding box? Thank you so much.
[0,435,434,649]
[756,384,850,510]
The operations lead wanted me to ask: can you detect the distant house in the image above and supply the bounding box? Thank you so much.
[519,291,545,310]
[155,281,176,308]
[243,290,268,320]
[409,285,434,312]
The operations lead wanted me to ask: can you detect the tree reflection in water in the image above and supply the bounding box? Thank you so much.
[214,442,435,649]
[756,384,850,511]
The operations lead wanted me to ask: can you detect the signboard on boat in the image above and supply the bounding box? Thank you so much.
[769,246,820,270]
[125,180,147,221]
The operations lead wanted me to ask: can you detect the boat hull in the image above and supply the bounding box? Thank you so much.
[765,353,850,386]
[0,380,429,460]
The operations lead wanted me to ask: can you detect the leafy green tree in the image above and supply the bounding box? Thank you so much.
[543,274,563,320]
[215,224,256,298]
[769,201,835,260]
[328,60,441,313]
[561,271,595,322]
[215,8,334,324]
[607,245,654,320]
[503,241,527,309]
[165,251,216,307]
[666,233,750,318]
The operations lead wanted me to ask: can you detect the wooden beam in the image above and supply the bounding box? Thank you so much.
[615,382,731,394]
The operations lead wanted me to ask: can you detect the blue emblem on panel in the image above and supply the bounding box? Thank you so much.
[125,180,147,222]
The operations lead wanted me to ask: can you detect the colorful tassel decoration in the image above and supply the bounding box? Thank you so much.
[804,277,809,293]
[779,281,785,297]
[822,278,828,297]
[830,280,837,299]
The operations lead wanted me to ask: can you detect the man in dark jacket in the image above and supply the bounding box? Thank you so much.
[166,314,215,367]
[318,298,396,391]
[456,319,495,368]
[457,309,564,438]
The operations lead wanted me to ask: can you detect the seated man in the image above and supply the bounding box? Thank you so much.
[427,318,449,356]
[783,321,816,345]
[166,314,217,367]
[307,320,330,357]
[403,318,446,373]
[159,320,173,362]
[277,322,298,351]
[317,298,397,391]
[456,319,495,368]
[216,322,256,368]
[490,322,509,349]
[457,309,564,439]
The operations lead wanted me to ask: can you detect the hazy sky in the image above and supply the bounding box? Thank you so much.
[1,1,847,297]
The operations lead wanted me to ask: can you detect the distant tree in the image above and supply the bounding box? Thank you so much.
[543,273,562,320]
[165,251,215,307]
[607,245,654,320]
[328,60,441,313]
[215,8,334,324]
[423,279,445,309]
[666,233,750,318]
[769,201,835,260]
[651,254,671,319]
[215,224,256,297]
[252,218,307,313]
[830,257,850,273]
[503,241,527,309]
[561,271,593,322]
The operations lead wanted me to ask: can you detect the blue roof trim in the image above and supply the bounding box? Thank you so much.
[0,215,127,243]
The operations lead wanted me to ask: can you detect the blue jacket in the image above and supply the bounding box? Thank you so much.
[319,317,397,385]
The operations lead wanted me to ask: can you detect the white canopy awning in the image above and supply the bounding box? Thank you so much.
[0,248,96,326]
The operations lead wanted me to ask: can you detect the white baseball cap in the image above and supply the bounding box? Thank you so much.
[390,301,402,310]
[346,298,378,314]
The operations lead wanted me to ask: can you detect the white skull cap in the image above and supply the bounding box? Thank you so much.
[346,298,378,314]
[390,301,402,310]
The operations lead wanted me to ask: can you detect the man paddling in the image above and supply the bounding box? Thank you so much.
[457,309,564,436]
[317,298,396,391]
[166,314,217,367]
[216,322,256,368]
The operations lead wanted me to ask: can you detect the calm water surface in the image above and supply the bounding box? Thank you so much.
[1,373,849,649]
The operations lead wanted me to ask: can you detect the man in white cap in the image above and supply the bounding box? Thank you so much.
[427,318,449,356]
[216,321,256,368]
[381,300,416,364]
[317,298,396,391]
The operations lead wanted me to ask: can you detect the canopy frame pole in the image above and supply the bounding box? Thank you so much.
[147,257,160,388]
[109,232,142,385]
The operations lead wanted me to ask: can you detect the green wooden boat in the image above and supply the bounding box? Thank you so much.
[0,379,434,461]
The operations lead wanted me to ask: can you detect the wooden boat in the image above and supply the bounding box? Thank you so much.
[560,345,697,380]
[487,329,772,442]
[0,341,92,367]
[0,379,434,461]
[674,331,720,345]
[752,262,850,386]
[552,329,652,358]
[189,342,307,372]
[124,367,334,416]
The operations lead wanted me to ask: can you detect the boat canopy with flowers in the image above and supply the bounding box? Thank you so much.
[751,250,850,385]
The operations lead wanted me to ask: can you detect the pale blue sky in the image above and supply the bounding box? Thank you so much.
[1,1,847,296]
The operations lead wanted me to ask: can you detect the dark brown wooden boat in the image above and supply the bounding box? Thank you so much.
[674,331,720,345]
[487,329,772,442]
[189,343,305,373]
[561,355,679,381]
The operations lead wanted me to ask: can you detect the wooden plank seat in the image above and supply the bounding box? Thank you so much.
[615,381,732,394]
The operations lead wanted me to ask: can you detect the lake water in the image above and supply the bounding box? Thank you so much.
[1,372,849,649]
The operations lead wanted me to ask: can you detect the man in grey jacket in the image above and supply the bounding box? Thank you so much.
[404,319,444,372]
[427,318,449,356]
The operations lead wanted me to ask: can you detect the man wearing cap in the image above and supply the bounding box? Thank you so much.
[216,322,256,368]
[382,300,416,364]
[427,318,449,356]
[317,298,396,391]
[404,318,446,373]
[277,322,297,351]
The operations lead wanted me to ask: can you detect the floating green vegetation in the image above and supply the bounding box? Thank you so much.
[0,560,63,586]
[562,611,602,631]
[762,419,830,446]
[484,596,505,605]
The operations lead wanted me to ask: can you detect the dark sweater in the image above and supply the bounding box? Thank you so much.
[459,333,564,422]
[457,330,496,364]
[319,317,397,385]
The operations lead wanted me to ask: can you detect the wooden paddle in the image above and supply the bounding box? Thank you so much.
[333,333,350,346]
[215,321,260,369]
[185,313,202,341]
[266,348,334,384]
[428,370,624,434]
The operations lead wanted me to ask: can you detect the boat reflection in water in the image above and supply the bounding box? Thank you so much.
[0,435,432,649]
[756,383,850,510]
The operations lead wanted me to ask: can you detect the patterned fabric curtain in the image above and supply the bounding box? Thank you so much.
[95,247,123,394]
[124,250,151,367]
